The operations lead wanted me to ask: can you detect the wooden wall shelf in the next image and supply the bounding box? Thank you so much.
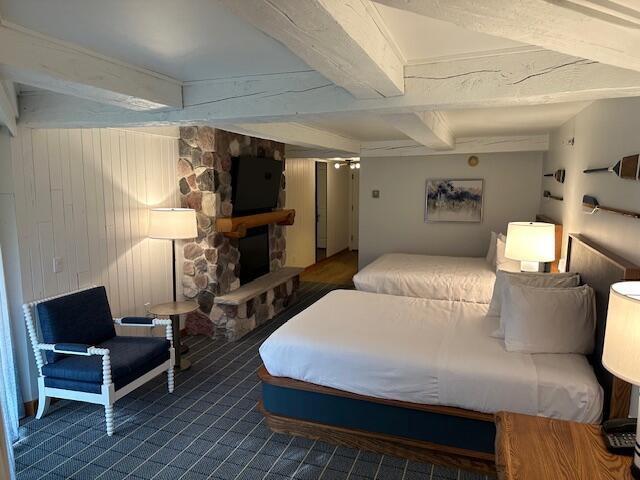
[216,209,296,238]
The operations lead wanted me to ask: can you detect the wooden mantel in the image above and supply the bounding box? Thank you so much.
[216,209,295,238]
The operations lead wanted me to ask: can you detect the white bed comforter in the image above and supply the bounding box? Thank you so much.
[353,253,496,304]
[260,290,603,423]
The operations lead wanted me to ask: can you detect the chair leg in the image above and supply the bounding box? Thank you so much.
[35,396,50,419]
[104,404,114,436]
[167,367,175,393]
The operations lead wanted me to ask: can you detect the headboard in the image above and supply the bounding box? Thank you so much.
[566,234,640,419]
[535,214,563,273]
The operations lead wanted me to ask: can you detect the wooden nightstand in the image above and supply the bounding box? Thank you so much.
[495,411,633,479]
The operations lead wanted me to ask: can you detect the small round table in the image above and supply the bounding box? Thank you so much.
[148,300,198,371]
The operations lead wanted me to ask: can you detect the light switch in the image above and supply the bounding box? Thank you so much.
[53,257,63,273]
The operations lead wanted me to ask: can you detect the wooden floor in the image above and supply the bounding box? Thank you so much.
[300,249,358,285]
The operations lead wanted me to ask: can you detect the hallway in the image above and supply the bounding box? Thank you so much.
[300,250,358,286]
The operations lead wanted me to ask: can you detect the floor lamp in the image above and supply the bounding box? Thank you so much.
[148,208,198,302]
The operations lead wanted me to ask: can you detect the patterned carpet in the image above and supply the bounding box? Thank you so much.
[14,282,494,480]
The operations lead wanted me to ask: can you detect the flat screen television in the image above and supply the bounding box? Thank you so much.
[231,155,283,216]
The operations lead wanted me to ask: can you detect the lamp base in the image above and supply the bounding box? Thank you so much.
[520,261,541,272]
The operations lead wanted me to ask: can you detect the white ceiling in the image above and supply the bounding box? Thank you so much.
[372,2,524,62]
[0,0,310,81]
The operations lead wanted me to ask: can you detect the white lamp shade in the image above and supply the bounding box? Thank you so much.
[148,208,197,239]
[505,222,555,262]
[603,281,640,385]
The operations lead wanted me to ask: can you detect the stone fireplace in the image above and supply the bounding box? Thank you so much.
[177,126,298,340]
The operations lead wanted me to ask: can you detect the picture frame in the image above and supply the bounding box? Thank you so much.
[424,178,484,223]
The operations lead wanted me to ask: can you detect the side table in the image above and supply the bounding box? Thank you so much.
[148,300,198,371]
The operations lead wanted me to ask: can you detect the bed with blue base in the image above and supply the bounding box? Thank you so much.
[258,234,639,474]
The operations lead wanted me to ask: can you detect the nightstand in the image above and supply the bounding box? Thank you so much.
[495,411,632,479]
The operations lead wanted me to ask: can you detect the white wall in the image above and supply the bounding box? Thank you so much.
[284,158,316,268]
[539,97,640,416]
[540,97,640,263]
[326,162,350,257]
[359,152,543,267]
[4,126,179,401]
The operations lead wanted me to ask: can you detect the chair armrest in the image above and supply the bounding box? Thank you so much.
[114,317,172,327]
[37,343,110,357]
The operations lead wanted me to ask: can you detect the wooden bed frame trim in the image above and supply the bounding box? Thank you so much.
[258,401,496,474]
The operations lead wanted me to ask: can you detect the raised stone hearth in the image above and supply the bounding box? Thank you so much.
[214,267,302,341]
[178,126,294,340]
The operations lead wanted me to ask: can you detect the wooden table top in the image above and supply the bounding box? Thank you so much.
[495,411,632,479]
[148,300,198,316]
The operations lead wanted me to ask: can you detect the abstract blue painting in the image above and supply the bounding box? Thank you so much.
[425,178,484,223]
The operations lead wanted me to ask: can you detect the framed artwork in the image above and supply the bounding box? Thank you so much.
[425,178,484,223]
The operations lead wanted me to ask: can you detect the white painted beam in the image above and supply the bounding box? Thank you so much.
[384,111,454,150]
[0,80,17,135]
[0,21,182,110]
[218,0,404,99]
[360,135,549,157]
[225,123,360,153]
[18,49,640,128]
[376,0,640,73]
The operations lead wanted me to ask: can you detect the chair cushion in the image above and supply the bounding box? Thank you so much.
[37,287,116,362]
[42,336,170,393]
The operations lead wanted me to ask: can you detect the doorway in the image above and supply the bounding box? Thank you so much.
[315,162,327,262]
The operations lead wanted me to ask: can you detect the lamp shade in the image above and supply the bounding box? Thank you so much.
[148,208,197,240]
[505,222,555,262]
[603,282,640,385]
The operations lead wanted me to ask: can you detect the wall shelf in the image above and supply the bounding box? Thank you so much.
[216,209,296,238]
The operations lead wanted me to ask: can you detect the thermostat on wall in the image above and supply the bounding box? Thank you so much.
[372,190,380,198]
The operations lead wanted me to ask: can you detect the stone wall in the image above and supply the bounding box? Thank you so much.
[177,127,286,337]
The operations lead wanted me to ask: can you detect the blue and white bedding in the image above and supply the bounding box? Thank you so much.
[260,290,603,423]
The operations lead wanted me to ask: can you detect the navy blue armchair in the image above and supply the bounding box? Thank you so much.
[23,286,175,436]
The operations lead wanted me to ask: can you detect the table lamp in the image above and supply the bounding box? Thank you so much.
[603,281,640,478]
[148,208,197,301]
[505,221,555,272]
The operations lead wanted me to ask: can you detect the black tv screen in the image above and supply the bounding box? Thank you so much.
[231,155,283,216]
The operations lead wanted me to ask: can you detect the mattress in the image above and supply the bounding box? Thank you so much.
[260,290,603,424]
[353,253,496,304]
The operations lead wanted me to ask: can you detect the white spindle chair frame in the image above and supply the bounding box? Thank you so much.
[23,285,175,436]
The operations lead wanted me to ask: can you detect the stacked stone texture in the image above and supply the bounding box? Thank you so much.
[178,126,292,339]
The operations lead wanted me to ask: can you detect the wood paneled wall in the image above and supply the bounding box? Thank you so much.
[284,158,316,268]
[10,127,178,318]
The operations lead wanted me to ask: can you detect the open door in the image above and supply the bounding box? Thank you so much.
[316,162,327,261]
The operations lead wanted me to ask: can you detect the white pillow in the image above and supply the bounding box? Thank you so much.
[488,270,581,337]
[485,231,498,267]
[502,283,596,354]
[495,236,520,273]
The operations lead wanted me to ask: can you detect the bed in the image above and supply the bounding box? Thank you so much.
[257,234,640,474]
[353,217,562,303]
[353,254,496,304]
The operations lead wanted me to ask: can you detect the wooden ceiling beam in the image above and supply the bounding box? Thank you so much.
[0,21,182,110]
[375,0,640,73]
[226,122,360,154]
[218,0,404,99]
[17,49,640,128]
[384,111,454,150]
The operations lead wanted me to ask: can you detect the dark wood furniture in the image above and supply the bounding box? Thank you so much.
[535,214,563,272]
[495,411,632,479]
[216,209,295,238]
[257,233,640,474]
